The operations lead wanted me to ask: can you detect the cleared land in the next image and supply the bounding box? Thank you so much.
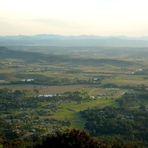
[0,46,148,132]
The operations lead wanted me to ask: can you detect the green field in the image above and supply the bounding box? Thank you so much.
[0,46,148,140]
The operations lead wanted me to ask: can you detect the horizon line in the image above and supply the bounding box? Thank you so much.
[0,34,147,38]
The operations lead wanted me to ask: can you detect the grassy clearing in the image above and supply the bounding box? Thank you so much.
[114,80,148,85]
[0,84,96,94]
[102,75,148,85]
[62,98,117,112]
[39,85,85,94]
[49,97,119,129]
[87,87,126,96]
[51,109,86,129]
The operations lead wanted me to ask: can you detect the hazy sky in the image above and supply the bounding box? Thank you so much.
[0,0,148,37]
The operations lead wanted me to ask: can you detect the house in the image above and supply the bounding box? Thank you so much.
[94,78,98,81]
[13,129,23,134]
[38,94,56,97]
[22,79,34,81]
[98,94,107,97]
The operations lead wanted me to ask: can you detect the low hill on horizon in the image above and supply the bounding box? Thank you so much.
[0,46,45,59]
[0,46,137,68]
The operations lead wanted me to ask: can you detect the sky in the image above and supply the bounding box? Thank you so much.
[0,0,148,37]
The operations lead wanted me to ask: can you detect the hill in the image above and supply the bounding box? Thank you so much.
[0,46,40,59]
[0,46,135,68]
[0,46,59,61]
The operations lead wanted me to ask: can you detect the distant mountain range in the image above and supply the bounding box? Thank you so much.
[1,34,148,46]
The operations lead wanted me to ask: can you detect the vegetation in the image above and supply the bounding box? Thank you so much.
[0,46,148,147]
[80,105,148,147]
[33,128,132,148]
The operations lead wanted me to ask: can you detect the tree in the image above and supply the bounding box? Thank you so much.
[34,89,39,96]
[33,128,132,148]
[33,128,105,148]
[0,138,25,148]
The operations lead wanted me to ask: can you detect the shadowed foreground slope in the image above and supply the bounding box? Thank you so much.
[33,128,131,148]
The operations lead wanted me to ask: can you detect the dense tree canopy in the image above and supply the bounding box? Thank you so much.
[33,128,131,148]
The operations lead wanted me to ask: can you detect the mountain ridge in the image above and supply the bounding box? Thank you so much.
[1,34,148,40]
[1,34,148,46]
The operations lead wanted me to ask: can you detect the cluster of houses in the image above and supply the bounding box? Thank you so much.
[22,79,34,82]
[38,94,56,97]
[131,69,143,75]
